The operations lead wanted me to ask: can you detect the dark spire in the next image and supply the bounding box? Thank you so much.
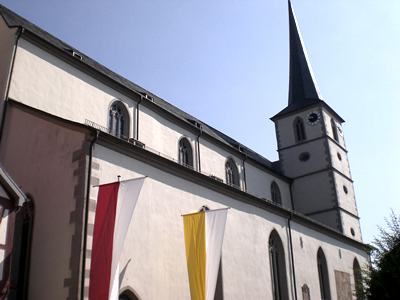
[288,0,321,106]
[271,1,344,122]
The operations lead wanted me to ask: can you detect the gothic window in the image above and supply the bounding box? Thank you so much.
[317,248,331,300]
[178,138,193,168]
[294,117,306,142]
[269,230,289,300]
[225,158,239,188]
[271,182,282,205]
[353,259,363,299]
[331,118,339,142]
[108,101,129,139]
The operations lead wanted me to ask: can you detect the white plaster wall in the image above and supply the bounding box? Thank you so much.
[89,144,368,299]
[275,108,325,149]
[9,39,136,136]
[340,211,363,242]
[280,139,329,178]
[199,138,244,188]
[92,144,294,300]
[245,161,292,209]
[138,105,198,167]
[292,172,335,213]
[291,221,369,300]
[334,172,358,215]
[329,140,351,178]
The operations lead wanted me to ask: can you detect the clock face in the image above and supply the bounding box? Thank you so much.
[307,112,320,125]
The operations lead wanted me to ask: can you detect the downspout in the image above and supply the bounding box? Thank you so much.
[241,153,247,192]
[196,124,202,172]
[80,130,99,300]
[0,27,23,143]
[136,97,143,140]
[288,213,298,300]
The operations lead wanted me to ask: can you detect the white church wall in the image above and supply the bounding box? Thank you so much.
[292,171,334,213]
[91,144,295,300]
[290,221,369,300]
[334,172,358,215]
[244,161,292,209]
[9,38,137,136]
[198,137,244,189]
[138,105,198,167]
[279,139,329,178]
[275,108,325,149]
[329,139,351,178]
[340,211,363,242]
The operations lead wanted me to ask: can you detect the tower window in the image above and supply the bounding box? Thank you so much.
[343,185,348,194]
[178,138,194,168]
[337,152,342,161]
[269,230,289,300]
[331,118,339,142]
[225,158,239,188]
[294,117,306,142]
[271,182,282,205]
[108,101,129,139]
[317,248,331,300]
[299,152,310,162]
[350,228,355,237]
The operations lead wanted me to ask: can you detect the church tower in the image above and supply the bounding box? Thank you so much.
[271,1,362,241]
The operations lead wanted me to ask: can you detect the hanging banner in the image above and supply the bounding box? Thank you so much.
[89,177,145,300]
[183,208,228,300]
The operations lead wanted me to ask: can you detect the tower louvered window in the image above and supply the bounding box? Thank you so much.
[294,117,306,142]
[330,118,339,142]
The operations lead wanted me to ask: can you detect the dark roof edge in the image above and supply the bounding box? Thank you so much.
[0,4,286,178]
[270,100,345,123]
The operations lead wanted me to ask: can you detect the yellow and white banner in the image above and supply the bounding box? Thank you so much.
[183,208,228,300]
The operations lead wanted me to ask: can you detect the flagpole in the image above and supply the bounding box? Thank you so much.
[181,207,230,217]
[92,175,147,187]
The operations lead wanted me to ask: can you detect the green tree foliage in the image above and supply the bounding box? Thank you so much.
[366,210,400,299]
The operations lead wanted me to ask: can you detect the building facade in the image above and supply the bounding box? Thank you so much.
[0,2,368,300]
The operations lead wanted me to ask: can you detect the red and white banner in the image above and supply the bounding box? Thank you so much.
[89,177,145,300]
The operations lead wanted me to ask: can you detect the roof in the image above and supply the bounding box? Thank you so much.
[0,165,28,206]
[271,1,344,123]
[0,4,285,176]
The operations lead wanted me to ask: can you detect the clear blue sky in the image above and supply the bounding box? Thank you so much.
[1,0,399,244]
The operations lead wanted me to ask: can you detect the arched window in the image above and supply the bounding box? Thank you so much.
[225,158,239,188]
[353,258,363,300]
[317,248,331,300]
[294,117,306,142]
[271,182,282,205]
[178,138,193,168]
[330,118,339,142]
[119,289,139,300]
[269,230,289,300]
[301,284,310,300]
[109,101,129,139]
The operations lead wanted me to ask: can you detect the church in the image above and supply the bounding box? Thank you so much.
[0,1,369,299]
